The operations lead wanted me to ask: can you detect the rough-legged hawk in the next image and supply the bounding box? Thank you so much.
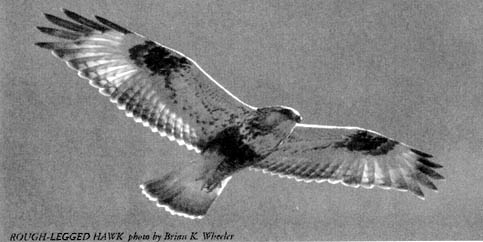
[36,9,444,219]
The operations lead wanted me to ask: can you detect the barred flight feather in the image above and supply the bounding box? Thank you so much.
[36,9,264,152]
[251,124,443,199]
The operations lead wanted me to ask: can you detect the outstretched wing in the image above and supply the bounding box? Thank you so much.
[251,124,444,199]
[35,9,255,152]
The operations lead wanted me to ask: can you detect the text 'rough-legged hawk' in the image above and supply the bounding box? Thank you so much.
[36,9,444,219]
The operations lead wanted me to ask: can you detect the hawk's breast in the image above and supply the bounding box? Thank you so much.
[204,126,263,170]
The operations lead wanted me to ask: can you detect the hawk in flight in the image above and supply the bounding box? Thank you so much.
[36,10,444,219]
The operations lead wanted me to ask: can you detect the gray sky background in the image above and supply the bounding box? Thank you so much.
[2,0,483,240]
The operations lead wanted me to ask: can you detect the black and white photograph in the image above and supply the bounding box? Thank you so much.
[2,0,483,241]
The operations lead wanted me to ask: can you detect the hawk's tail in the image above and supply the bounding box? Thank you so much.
[140,161,231,219]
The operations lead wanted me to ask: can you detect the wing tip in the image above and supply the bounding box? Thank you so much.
[61,8,72,15]
[94,15,132,34]
[417,157,443,169]
[409,148,443,169]
[34,42,50,49]
[36,26,50,33]
[42,9,131,35]
[410,148,433,158]
[43,12,55,20]
[432,172,445,180]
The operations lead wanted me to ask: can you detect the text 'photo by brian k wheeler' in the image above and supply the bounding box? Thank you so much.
[2,1,483,241]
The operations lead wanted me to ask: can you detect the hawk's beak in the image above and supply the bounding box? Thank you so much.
[295,115,302,123]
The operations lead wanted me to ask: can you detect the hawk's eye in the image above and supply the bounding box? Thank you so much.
[280,109,292,117]
[280,109,300,122]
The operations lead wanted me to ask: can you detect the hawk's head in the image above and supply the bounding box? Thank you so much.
[256,106,303,128]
